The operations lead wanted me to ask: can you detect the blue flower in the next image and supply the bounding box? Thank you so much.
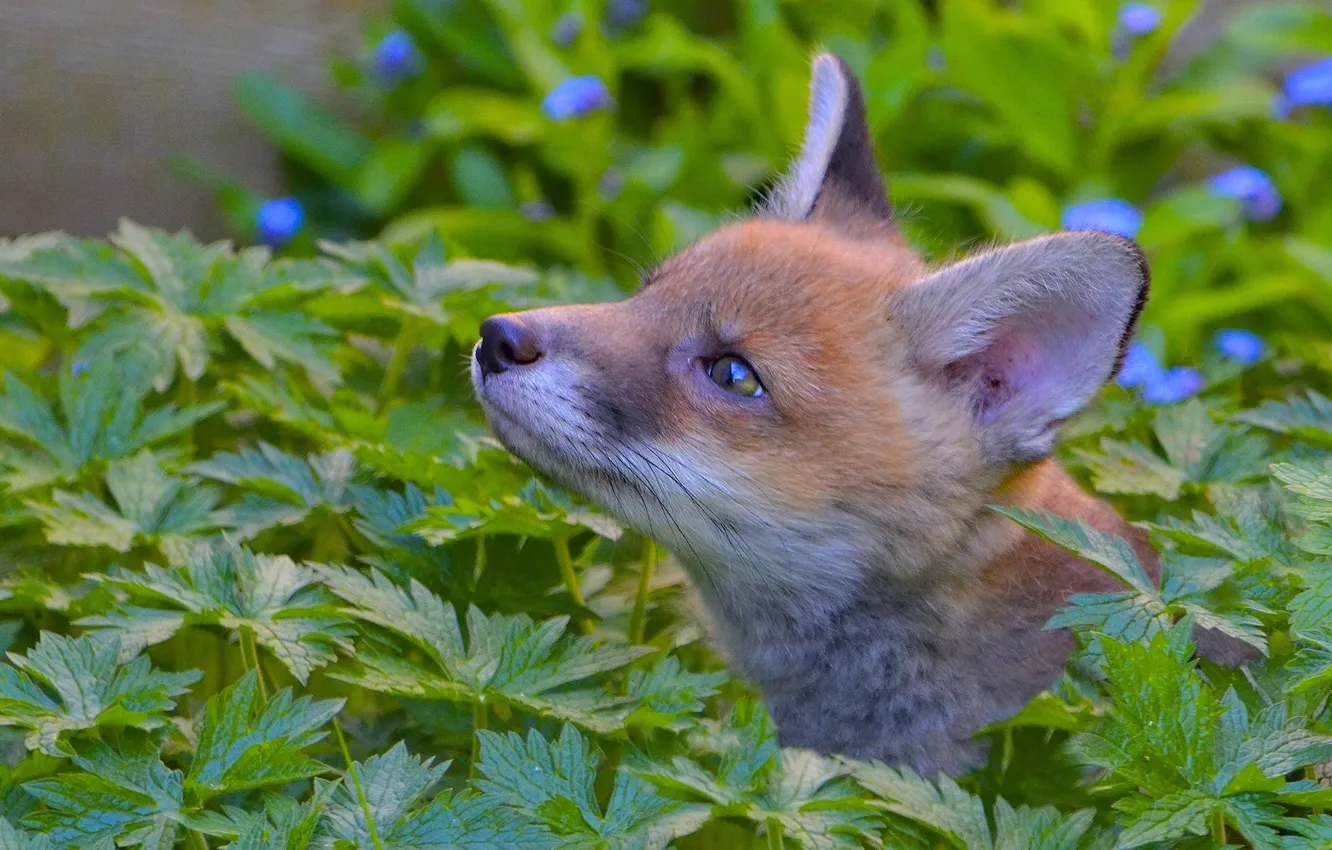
[541,75,613,120]
[1209,166,1281,222]
[551,12,583,48]
[373,30,420,83]
[1282,57,1332,110]
[1061,199,1143,238]
[256,197,305,247]
[520,200,554,222]
[603,0,646,35]
[70,361,88,377]
[597,169,624,201]
[1116,342,1162,388]
[1141,367,1204,405]
[1118,3,1161,37]
[1213,329,1264,365]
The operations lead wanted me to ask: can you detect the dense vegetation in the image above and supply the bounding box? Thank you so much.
[0,0,1331,847]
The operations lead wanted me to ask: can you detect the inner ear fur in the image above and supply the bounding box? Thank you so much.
[761,52,894,236]
[888,232,1150,465]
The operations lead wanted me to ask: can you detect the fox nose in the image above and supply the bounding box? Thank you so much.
[477,315,544,376]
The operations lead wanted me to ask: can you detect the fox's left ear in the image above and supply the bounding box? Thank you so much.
[889,232,1150,466]
[762,52,893,235]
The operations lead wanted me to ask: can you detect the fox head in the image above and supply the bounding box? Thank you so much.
[471,54,1147,617]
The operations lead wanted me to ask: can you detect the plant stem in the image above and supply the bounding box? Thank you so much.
[766,817,784,850]
[1211,806,1226,845]
[473,536,487,588]
[189,830,208,850]
[240,630,269,702]
[178,375,197,455]
[470,700,487,781]
[378,315,418,409]
[553,537,591,634]
[628,538,656,646]
[334,718,385,850]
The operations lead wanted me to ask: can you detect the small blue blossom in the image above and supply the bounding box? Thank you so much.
[70,361,88,377]
[597,169,624,201]
[1061,199,1143,239]
[603,0,646,36]
[926,45,947,72]
[1141,366,1204,405]
[551,12,583,48]
[256,197,305,247]
[1209,166,1281,222]
[541,75,613,120]
[373,30,421,83]
[1213,329,1264,365]
[1118,3,1161,37]
[520,200,554,222]
[1282,57,1332,111]
[1116,342,1162,388]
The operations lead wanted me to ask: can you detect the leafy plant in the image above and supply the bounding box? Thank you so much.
[0,0,1330,846]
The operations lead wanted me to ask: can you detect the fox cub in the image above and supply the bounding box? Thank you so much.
[471,54,1246,776]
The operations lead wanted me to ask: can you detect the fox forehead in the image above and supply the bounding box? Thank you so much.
[647,218,926,324]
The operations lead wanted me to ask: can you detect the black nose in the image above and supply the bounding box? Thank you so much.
[477,315,544,376]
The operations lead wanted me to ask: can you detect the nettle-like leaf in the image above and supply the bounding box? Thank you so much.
[1237,390,1332,447]
[317,564,651,733]
[0,633,198,756]
[995,508,1267,654]
[0,816,58,850]
[317,741,543,849]
[404,478,621,544]
[187,671,341,799]
[850,760,1100,850]
[1075,400,1269,500]
[94,542,353,683]
[1070,623,1332,847]
[0,222,361,390]
[22,737,183,849]
[28,450,225,555]
[190,780,337,849]
[320,234,537,343]
[624,656,729,733]
[639,700,877,849]
[477,725,707,850]
[187,443,357,539]
[0,362,221,492]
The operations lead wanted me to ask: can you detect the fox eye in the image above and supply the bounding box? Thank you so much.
[708,355,765,397]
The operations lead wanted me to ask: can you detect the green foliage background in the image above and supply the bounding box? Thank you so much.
[0,0,1330,847]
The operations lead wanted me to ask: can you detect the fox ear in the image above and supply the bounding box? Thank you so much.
[762,52,893,234]
[889,232,1149,465]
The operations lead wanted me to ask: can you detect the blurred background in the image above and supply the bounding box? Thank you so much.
[2,0,1331,359]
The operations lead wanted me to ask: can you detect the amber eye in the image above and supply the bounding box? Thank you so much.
[708,355,765,397]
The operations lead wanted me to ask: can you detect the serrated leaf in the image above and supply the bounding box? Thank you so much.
[992,507,1156,594]
[477,725,702,848]
[318,565,649,732]
[849,760,991,850]
[0,365,220,492]
[29,451,224,553]
[99,542,352,683]
[187,671,341,798]
[22,738,182,849]
[188,444,356,539]
[0,633,197,755]
[1075,438,1187,500]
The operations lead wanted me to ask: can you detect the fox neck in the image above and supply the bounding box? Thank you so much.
[663,459,1151,773]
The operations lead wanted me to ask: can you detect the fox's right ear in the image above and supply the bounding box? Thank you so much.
[761,53,893,236]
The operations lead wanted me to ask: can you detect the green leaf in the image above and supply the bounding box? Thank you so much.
[98,542,353,683]
[234,73,370,186]
[991,508,1156,594]
[187,444,356,539]
[187,671,341,799]
[0,816,57,850]
[22,738,183,849]
[1237,390,1332,447]
[849,761,991,850]
[0,633,197,756]
[1074,438,1188,500]
[29,451,224,553]
[320,565,649,732]
[1115,789,1213,847]
[0,365,220,492]
[477,725,704,848]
